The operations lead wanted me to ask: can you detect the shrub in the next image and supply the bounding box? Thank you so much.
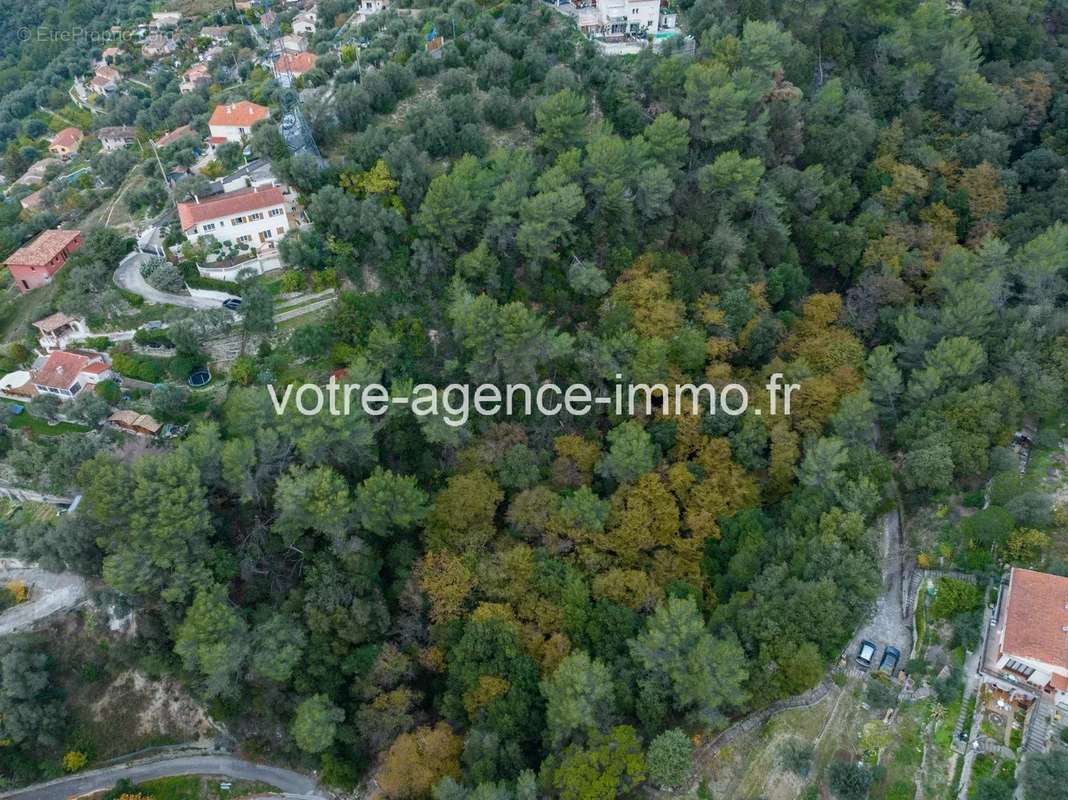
[83,336,111,350]
[63,751,88,772]
[5,580,28,603]
[781,738,814,777]
[647,728,693,788]
[110,351,167,383]
[279,270,306,294]
[828,761,874,800]
[930,578,982,620]
[96,379,122,404]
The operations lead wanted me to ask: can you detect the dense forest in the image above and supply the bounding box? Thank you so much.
[3,0,1068,798]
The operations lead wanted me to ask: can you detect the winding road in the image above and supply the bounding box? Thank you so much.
[0,756,327,800]
[114,251,221,310]
[0,561,87,636]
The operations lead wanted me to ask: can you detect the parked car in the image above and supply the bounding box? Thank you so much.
[222,298,242,311]
[878,645,901,675]
[856,639,876,668]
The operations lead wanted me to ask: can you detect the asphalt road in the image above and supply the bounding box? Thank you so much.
[0,756,326,800]
[114,251,221,310]
[0,562,87,636]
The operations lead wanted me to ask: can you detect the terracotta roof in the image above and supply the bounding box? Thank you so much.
[177,185,285,230]
[275,51,317,75]
[155,125,197,148]
[32,312,75,333]
[95,65,121,81]
[51,128,83,149]
[206,136,228,145]
[209,101,270,129]
[32,351,95,391]
[20,188,47,210]
[185,63,211,80]
[5,230,81,268]
[1003,568,1068,669]
[82,361,110,375]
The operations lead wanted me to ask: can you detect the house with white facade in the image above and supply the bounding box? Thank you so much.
[89,65,122,96]
[177,185,290,251]
[31,350,112,400]
[208,101,271,143]
[32,313,89,351]
[292,9,317,34]
[97,127,138,152]
[278,34,308,53]
[180,63,212,94]
[544,0,677,50]
[149,11,181,31]
[983,567,1068,709]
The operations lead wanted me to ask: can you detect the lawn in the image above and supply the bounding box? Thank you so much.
[133,776,280,800]
[3,402,90,436]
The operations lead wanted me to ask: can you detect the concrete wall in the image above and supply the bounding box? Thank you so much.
[196,252,282,281]
[187,287,240,302]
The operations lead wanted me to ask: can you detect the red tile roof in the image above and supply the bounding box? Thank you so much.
[209,101,270,129]
[155,125,197,148]
[275,51,317,75]
[5,230,81,268]
[32,312,76,333]
[185,63,211,80]
[33,351,94,391]
[51,128,83,149]
[1003,568,1068,669]
[177,185,286,230]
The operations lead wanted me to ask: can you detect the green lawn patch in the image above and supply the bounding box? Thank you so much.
[2,402,90,436]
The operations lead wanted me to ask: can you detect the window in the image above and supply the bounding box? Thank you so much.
[276,227,285,235]
[247,212,264,221]
[232,215,247,225]
[263,229,273,239]
[237,234,252,243]
[1004,658,1036,679]
[269,207,284,217]
[202,222,216,232]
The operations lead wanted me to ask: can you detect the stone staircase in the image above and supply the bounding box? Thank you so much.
[1024,702,1052,752]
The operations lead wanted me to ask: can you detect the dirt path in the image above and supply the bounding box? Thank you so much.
[0,560,88,635]
[844,510,912,670]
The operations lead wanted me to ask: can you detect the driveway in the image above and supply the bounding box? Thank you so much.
[114,251,221,310]
[0,755,326,800]
[846,510,913,672]
[0,561,88,636]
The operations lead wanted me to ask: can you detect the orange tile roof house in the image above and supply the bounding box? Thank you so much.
[155,125,198,149]
[4,229,82,293]
[208,101,270,143]
[49,128,84,158]
[180,63,212,94]
[988,567,1068,704]
[177,186,289,250]
[33,312,89,351]
[274,50,317,79]
[31,350,111,400]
